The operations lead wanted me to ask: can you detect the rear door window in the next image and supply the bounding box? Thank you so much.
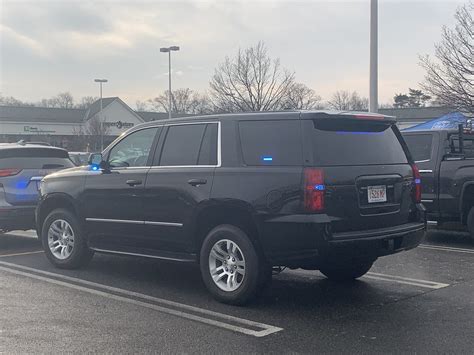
[157,123,218,166]
[306,119,408,166]
[403,134,433,162]
[239,120,302,166]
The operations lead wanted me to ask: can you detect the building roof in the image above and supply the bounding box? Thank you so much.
[84,97,117,120]
[0,105,86,123]
[379,106,455,121]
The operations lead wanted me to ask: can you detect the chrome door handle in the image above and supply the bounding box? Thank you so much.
[188,178,207,186]
[126,179,142,186]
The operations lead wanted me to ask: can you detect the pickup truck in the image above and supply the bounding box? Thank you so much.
[402,126,474,239]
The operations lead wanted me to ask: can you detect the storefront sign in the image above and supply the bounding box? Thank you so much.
[23,126,56,134]
[103,121,134,129]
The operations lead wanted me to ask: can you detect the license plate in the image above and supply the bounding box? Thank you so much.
[367,185,387,203]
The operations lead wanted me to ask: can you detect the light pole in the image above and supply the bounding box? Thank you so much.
[160,46,180,119]
[369,0,378,113]
[94,79,108,150]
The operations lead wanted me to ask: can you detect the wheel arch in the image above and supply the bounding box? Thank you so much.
[459,182,474,224]
[37,193,83,239]
[190,199,264,259]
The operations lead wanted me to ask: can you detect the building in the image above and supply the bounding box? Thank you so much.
[0,97,170,151]
[0,98,456,151]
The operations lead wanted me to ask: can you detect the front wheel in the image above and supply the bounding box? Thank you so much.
[200,224,263,305]
[319,259,374,282]
[42,208,94,269]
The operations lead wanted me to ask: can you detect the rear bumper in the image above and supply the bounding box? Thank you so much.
[262,214,426,265]
[0,205,36,231]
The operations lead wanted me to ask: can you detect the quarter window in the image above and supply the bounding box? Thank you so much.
[107,127,159,168]
[239,120,303,166]
[158,123,218,166]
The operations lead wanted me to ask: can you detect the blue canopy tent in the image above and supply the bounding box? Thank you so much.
[403,112,467,131]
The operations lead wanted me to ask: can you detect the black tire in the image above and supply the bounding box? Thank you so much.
[466,207,474,240]
[200,224,263,305]
[42,208,93,269]
[319,259,374,282]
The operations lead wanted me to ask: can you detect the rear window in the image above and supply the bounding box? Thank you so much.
[403,134,433,162]
[0,148,74,169]
[308,119,408,166]
[239,120,302,166]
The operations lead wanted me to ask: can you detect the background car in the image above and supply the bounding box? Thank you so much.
[0,142,74,233]
[69,152,90,166]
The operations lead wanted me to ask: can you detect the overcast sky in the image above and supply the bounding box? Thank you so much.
[0,0,465,108]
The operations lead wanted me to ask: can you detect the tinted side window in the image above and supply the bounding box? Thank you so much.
[159,124,207,166]
[403,134,433,162]
[239,120,302,166]
[108,127,158,168]
[198,124,218,165]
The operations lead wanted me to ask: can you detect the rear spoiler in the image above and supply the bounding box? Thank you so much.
[301,111,396,123]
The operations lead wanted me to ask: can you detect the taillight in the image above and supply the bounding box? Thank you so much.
[411,164,422,203]
[304,168,325,212]
[0,169,22,177]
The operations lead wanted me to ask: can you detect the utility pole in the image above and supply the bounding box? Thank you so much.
[159,46,180,119]
[369,0,378,113]
[94,79,108,150]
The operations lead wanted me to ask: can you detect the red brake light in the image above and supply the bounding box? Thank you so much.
[411,164,422,203]
[0,169,22,177]
[304,168,325,212]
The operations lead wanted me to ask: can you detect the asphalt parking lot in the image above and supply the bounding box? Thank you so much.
[1,229,473,354]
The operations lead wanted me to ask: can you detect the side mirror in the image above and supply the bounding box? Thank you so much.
[88,153,104,170]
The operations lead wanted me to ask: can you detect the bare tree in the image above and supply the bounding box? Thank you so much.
[0,94,33,107]
[420,3,473,113]
[328,90,368,111]
[76,96,98,109]
[148,88,212,115]
[135,100,148,111]
[210,41,295,112]
[282,83,323,110]
[49,92,75,108]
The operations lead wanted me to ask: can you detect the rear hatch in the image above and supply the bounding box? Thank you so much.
[301,114,418,233]
[0,147,74,206]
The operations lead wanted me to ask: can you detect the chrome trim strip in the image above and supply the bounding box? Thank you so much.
[419,170,433,173]
[144,221,183,227]
[86,218,183,227]
[90,248,195,262]
[421,199,433,203]
[86,218,143,225]
[415,159,430,163]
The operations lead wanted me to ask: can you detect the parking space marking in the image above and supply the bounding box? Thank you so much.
[0,261,283,338]
[0,250,43,258]
[365,272,449,289]
[5,230,38,239]
[419,244,474,254]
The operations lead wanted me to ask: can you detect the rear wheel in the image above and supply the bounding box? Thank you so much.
[319,259,374,282]
[200,224,263,305]
[42,209,93,269]
[466,207,474,240]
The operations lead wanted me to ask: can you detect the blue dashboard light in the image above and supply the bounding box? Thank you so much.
[91,165,99,171]
[314,184,325,191]
[415,178,421,184]
[262,156,273,162]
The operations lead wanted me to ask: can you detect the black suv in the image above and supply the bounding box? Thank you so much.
[37,111,425,304]
[0,142,74,233]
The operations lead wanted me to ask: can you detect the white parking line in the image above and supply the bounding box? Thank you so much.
[419,244,474,254]
[364,272,449,289]
[0,260,283,338]
[0,250,44,258]
[5,230,38,239]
